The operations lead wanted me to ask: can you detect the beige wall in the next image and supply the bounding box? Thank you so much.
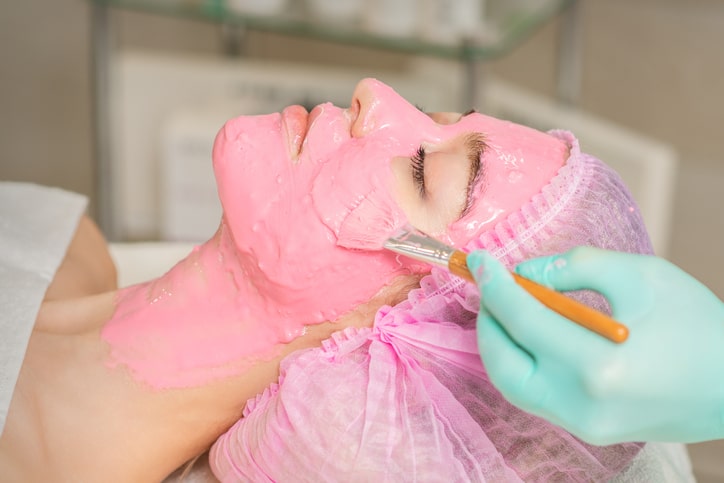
[0,1,94,201]
[2,1,723,478]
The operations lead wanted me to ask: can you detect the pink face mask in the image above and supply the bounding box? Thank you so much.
[102,78,567,389]
[211,104,422,329]
[214,78,567,319]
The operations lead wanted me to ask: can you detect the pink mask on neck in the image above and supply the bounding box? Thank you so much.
[101,79,566,389]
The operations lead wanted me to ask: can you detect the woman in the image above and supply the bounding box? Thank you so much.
[0,79,690,481]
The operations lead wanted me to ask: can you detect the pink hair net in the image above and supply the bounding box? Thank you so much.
[210,131,651,482]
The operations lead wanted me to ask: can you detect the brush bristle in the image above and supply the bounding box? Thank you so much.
[335,195,408,250]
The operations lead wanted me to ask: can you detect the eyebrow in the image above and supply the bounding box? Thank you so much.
[416,106,485,218]
[460,133,486,218]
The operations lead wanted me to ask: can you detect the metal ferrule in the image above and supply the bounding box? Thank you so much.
[383,228,454,269]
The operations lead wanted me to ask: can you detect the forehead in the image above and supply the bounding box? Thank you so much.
[414,111,540,147]
[441,115,569,244]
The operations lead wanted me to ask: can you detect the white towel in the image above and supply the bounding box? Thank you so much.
[0,182,87,436]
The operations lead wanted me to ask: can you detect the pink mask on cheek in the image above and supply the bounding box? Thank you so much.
[309,86,441,249]
[214,106,427,327]
[310,134,409,250]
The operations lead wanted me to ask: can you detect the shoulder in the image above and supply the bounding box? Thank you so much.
[44,215,118,301]
[37,215,118,333]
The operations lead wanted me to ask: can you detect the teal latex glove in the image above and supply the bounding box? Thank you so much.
[467,246,724,445]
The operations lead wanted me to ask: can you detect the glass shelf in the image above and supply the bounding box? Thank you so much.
[91,0,574,60]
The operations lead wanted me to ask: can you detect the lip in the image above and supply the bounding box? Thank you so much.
[281,105,310,160]
[308,104,326,126]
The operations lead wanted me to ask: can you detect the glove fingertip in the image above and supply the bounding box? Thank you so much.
[467,250,510,285]
[466,250,485,283]
[514,255,561,287]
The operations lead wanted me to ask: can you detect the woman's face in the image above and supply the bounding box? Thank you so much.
[212,78,567,324]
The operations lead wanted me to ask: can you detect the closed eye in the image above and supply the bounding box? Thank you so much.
[411,146,426,198]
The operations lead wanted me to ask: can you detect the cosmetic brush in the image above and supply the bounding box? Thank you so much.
[384,225,629,344]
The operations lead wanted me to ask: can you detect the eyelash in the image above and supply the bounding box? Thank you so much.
[411,146,426,197]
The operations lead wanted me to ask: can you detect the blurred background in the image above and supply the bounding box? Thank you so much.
[1,1,723,479]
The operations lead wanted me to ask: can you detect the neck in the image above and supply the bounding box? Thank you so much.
[101,222,303,389]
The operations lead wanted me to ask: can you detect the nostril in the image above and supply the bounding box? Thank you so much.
[349,97,365,137]
[349,78,382,137]
[349,78,376,134]
[349,98,361,124]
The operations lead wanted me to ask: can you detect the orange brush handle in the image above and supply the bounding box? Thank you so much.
[448,251,629,344]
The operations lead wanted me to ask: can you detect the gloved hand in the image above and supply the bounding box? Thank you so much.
[467,246,724,445]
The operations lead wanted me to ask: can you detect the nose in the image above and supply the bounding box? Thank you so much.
[349,78,385,138]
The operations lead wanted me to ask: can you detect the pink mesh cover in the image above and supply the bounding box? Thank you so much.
[210,131,651,482]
